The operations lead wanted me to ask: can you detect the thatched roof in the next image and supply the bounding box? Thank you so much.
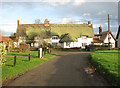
[16,23,94,41]
[59,33,74,43]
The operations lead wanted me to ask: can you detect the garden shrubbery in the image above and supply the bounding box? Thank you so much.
[55,45,63,49]
[19,43,30,52]
[0,43,7,66]
[89,45,109,50]
[30,47,38,51]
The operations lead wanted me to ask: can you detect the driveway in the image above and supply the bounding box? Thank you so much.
[6,52,109,86]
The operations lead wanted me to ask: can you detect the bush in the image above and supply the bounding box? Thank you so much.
[19,43,30,52]
[10,47,20,52]
[25,40,35,44]
[55,45,63,49]
[48,43,54,48]
[30,47,38,51]
[89,45,109,50]
[0,43,7,66]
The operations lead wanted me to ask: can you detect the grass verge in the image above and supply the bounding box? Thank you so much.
[88,50,120,86]
[3,51,57,83]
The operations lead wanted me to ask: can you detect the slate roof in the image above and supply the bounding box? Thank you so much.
[116,25,120,39]
[93,30,116,43]
[16,23,94,41]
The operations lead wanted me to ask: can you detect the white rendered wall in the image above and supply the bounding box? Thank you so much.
[104,34,115,48]
[77,38,93,48]
[61,38,93,48]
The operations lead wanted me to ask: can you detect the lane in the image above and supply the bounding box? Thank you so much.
[7,52,109,86]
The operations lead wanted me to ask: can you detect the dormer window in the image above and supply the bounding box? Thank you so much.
[82,36,87,39]
[52,36,58,40]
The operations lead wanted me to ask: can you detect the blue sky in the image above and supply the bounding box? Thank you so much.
[0,0,119,37]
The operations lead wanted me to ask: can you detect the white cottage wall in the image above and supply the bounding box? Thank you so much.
[104,34,115,48]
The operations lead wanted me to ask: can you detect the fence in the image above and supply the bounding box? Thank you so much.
[5,48,51,67]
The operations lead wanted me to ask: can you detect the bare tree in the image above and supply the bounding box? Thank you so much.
[34,19,41,24]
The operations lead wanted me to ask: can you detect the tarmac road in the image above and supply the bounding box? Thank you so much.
[6,52,109,86]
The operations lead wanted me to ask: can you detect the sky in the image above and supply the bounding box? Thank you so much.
[0,0,119,37]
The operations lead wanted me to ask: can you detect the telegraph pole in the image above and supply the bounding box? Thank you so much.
[108,14,110,49]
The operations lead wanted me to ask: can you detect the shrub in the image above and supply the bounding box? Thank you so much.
[19,43,30,52]
[10,47,20,52]
[30,47,38,51]
[55,45,63,49]
[48,43,54,48]
[0,43,7,66]
[25,40,35,44]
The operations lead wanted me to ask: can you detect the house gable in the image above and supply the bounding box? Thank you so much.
[104,33,116,43]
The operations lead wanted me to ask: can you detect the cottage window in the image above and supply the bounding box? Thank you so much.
[82,43,87,47]
[66,42,70,46]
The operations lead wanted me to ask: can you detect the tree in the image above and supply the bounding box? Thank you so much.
[26,27,48,46]
[34,19,41,24]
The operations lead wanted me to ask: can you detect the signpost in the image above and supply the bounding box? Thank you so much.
[38,48,42,58]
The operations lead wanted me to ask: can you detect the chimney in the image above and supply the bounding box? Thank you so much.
[44,19,50,26]
[88,21,91,24]
[99,25,102,34]
[88,21,91,26]
[17,20,19,27]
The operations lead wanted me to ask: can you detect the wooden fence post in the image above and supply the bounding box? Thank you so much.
[44,48,46,55]
[42,48,44,56]
[38,49,40,58]
[14,56,16,66]
[29,53,31,61]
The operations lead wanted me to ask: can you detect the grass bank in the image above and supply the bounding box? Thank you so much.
[2,51,57,83]
[89,50,120,86]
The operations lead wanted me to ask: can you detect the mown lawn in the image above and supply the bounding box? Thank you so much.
[2,51,57,82]
[89,50,120,86]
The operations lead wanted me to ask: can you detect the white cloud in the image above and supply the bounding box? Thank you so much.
[82,13,91,16]
[0,24,17,33]
[2,0,118,2]
[46,0,71,6]
[93,24,100,28]
[98,10,106,15]
[72,0,85,6]
[61,18,75,24]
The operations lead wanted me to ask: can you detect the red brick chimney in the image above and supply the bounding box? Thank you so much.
[44,19,50,26]
[17,20,19,27]
[88,21,91,25]
[99,25,102,34]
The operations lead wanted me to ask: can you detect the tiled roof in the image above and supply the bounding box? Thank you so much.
[0,36,14,42]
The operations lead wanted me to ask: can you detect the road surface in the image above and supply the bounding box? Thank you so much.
[6,52,109,86]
